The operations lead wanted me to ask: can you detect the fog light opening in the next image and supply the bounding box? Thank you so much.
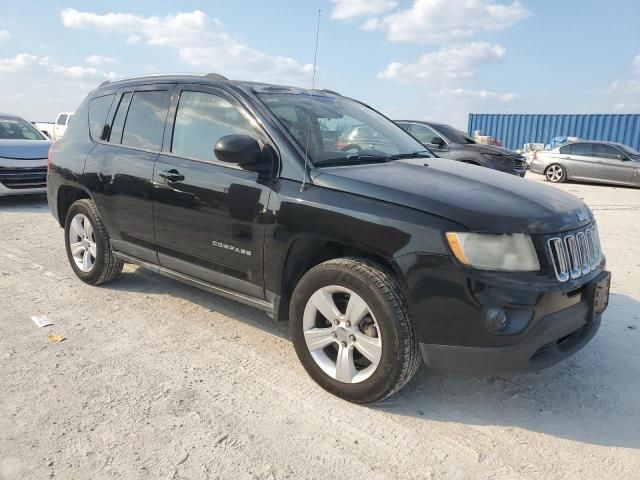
[486,308,509,333]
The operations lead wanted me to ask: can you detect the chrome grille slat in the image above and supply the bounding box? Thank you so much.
[546,224,603,282]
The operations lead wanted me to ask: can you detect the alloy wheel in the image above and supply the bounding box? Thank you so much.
[302,286,382,383]
[546,165,564,182]
[68,213,97,272]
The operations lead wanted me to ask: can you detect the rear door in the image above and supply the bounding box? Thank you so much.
[559,143,596,179]
[152,84,273,298]
[592,144,634,184]
[84,84,174,263]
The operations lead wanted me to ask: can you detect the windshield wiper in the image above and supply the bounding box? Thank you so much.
[390,150,432,159]
[313,154,391,167]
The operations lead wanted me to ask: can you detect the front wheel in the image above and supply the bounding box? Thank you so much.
[545,163,567,183]
[289,258,421,403]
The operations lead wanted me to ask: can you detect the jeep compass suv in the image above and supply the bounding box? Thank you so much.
[47,74,610,403]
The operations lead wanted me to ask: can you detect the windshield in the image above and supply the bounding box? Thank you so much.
[257,93,431,165]
[0,116,46,140]
[433,124,475,144]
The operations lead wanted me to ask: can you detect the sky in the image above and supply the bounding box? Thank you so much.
[1,0,639,128]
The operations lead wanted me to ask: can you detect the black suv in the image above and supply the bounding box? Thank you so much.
[47,74,610,403]
[396,120,526,176]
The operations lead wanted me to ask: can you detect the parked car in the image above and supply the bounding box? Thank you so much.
[47,74,610,403]
[530,141,640,187]
[396,120,526,176]
[32,121,55,139]
[0,113,52,196]
[53,112,74,140]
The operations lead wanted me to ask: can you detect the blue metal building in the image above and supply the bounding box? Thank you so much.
[467,114,640,151]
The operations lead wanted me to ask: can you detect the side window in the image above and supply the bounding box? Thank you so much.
[559,144,572,154]
[121,90,169,150]
[57,114,68,126]
[109,92,132,144]
[88,95,115,141]
[595,144,623,160]
[570,143,593,156]
[396,122,410,133]
[410,124,441,144]
[172,91,259,163]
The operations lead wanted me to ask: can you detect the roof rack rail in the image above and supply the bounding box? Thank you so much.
[98,80,111,87]
[321,89,341,96]
[205,73,229,81]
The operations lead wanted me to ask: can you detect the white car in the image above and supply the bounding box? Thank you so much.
[0,113,53,196]
[53,112,74,140]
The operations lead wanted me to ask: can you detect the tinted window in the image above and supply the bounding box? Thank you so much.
[57,114,68,125]
[121,90,168,150]
[109,92,132,144]
[172,91,258,162]
[88,95,115,141]
[396,122,410,132]
[571,143,593,156]
[595,144,623,160]
[410,124,442,144]
[559,144,572,154]
[431,124,474,144]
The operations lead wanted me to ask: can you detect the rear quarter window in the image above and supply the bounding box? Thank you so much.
[120,90,169,151]
[88,95,115,141]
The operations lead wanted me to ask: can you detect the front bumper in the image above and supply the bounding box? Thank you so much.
[0,182,46,196]
[0,158,47,196]
[393,252,609,375]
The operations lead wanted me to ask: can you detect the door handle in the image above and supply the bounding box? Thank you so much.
[159,169,184,182]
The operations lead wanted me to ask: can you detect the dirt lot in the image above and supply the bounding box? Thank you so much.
[1,175,639,480]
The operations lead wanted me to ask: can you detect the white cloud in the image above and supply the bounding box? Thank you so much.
[434,88,518,103]
[0,53,117,80]
[0,30,10,42]
[604,79,640,96]
[378,42,506,81]
[61,9,313,85]
[633,53,640,75]
[85,54,116,66]
[613,103,625,111]
[331,0,399,20]
[376,0,529,43]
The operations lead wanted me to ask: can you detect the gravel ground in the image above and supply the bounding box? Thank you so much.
[1,175,639,480]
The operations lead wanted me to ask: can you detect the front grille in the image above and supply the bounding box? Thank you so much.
[547,224,603,282]
[0,166,47,189]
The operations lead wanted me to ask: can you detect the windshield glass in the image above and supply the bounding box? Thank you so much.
[433,124,475,144]
[0,116,46,140]
[257,93,431,165]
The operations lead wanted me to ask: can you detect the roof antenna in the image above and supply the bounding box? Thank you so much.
[300,9,321,193]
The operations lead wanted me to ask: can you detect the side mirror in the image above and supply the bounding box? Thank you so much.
[617,154,628,161]
[430,137,445,147]
[214,134,261,165]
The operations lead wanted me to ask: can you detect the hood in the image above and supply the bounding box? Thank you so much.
[312,157,592,234]
[450,142,521,156]
[0,139,53,160]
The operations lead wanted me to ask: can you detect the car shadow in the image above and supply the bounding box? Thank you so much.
[0,194,49,213]
[103,267,638,448]
[107,266,289,341]
[373,292,640,449]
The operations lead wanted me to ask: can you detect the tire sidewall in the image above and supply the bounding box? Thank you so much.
[64,201,105,284]
[290,263,405,403]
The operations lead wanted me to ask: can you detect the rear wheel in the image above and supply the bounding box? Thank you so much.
[290,258,421,403]
[545,163,567,183]
[64,199,123,285]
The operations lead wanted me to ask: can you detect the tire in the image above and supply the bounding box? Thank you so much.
[64,199,123,285]
[289,257,421,403]
[545,163,567,183]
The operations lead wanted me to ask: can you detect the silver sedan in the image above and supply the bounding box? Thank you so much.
[529,141,640,188]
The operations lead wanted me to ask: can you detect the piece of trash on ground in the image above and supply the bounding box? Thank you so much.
[31,315,54,328]
[48,335,65,343]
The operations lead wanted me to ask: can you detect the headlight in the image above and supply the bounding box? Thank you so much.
[482,153,511,165]
[445,232,540,272]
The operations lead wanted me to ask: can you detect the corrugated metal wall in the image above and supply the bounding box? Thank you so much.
[467,114,640,151]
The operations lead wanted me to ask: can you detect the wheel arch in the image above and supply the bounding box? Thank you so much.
[56,185,93,227]
[273,237,404,322]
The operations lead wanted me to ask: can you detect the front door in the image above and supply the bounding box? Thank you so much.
[592,144,634,184]
[152,85,273,298]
